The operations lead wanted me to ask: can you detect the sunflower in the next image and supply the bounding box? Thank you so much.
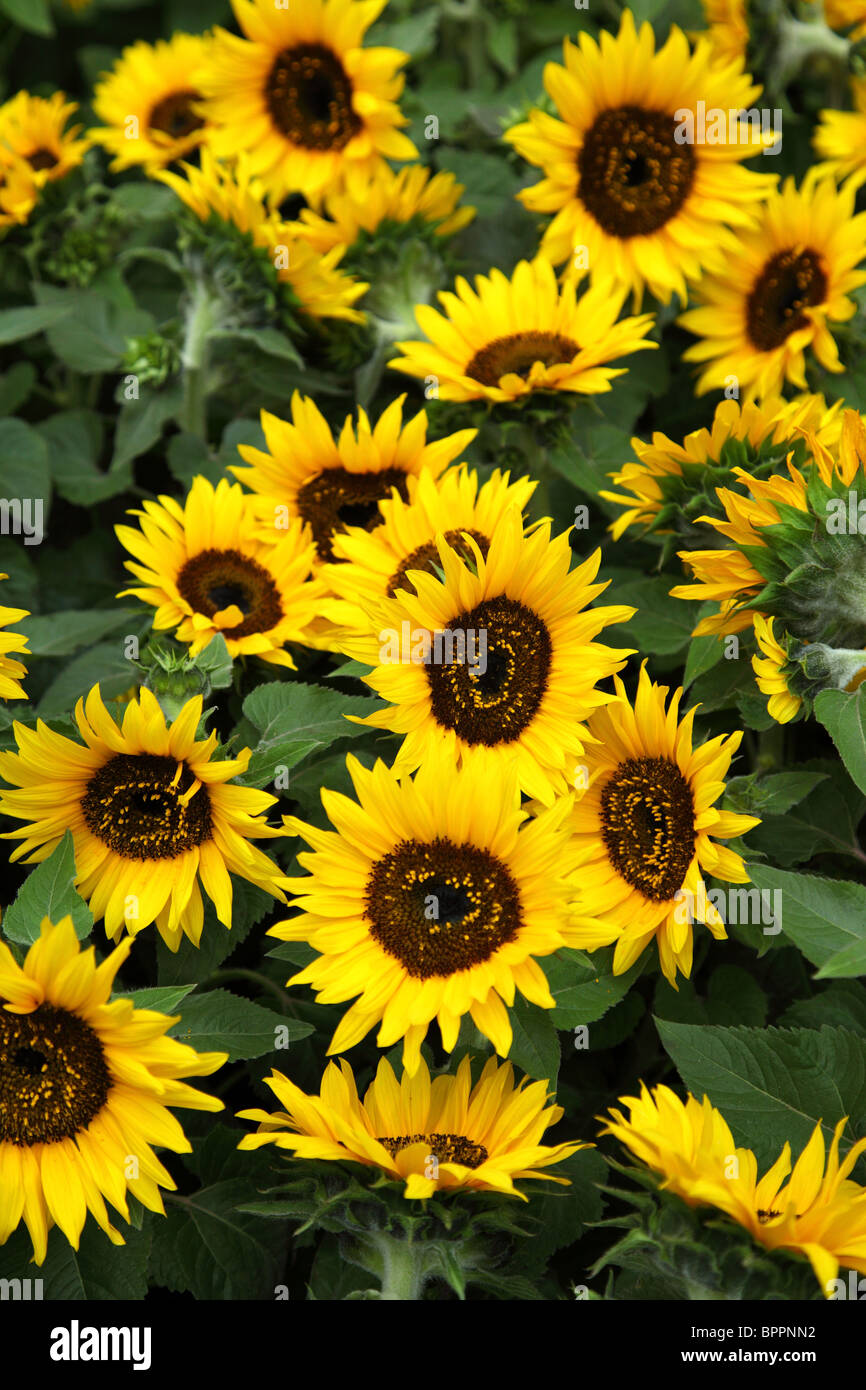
[680,176,866,399]
[565,664,759,986]
[335,509,634,806]
[238,1053,586,1198]
[157,150,367,325]
[600,1082,866,1295]
[116,476,324,667]
[292,163,475,255]
[0,92,89,185]
[197,0,417,202]
[503,10,776,305]
[0,576,29,699]
[389,258,656,405]
[0,686,289,952]
[813,78,866,191]
[91,35,211,174]
[270,748,586,1073]
[701,0,750,66]
[600,392,843,543]
[752,615,804,724]
[230,391,476,564]
[318,464,538,631]
[0,916,226,1264]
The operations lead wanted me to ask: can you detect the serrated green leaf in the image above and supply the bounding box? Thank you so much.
[507,995,560,1083]
[748,863,866,971]
[169,987,313,1061]
[815,687,866,797]
[2,831,93,944]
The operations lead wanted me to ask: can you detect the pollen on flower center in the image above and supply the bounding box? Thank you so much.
[600,755,696,901]
[746,248,828,351]
[577,106,696,237]
[297,466,410,561]
[386,529,490,596]
[426,595,552,745]
[176,547,283,636]
[148,89,204,138]
[265,43,361,150]
[364,837,522,978]
[465,331,580,386]
[0,1003,111,1146]
[81,752,213,860]
[378,1131,489,1167]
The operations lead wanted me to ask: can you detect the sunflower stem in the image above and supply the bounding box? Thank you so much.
[370,1232,428,1301]
[180,277,220,441]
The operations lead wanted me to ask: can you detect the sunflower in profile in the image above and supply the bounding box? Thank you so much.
[0,686,288,951]
[0,92,89,185]
[157,150,367,326]
[389,258,656,404]
[752,615,804,724]
[271,748,586,1072]
[91,35,211,173]
[0,916,226,1264]
[292,163,475,255]
[0,576,29,699]
[230,392,476,564]
[601,1083,866,1295]
[503,10,776,305]
[319,465,537,630]
[116,476,323,667]
[601,392,843,544]
[239,1054,586,1198]
[566,665,759,985]
[813,79,866,191]
[680,177,866,399]
[337,509,634,806]
[197,0,417,202]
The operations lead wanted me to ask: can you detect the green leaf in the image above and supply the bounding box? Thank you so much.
[195,632,233,689]
[20,607,142,658]
[748,863,866,972]
[210,326,303,366]
[815,687,866,797]
[167,431,223,488]
[38,410,131,506]
[0,419,51,525]
[117,984,197,1014]
[37,640,138,717]
[238,680,382,788]
[0,1223,150,1300]
[0,363,35,416]
[781,981,866,1032]
[507,995,560,1083]
[544,946,645,1028]
[656,1018,866,1165]
[0,0,53,34]
[2,832,93,944]
[0,303,71,344]
[169,988,313,1061]
[605,571,696,656]
[110,384,183,468]
[746,758,866,866]
[723,770,828,817]
[33,283,153,374]
[486,16,518,74]
[683,632,725,689]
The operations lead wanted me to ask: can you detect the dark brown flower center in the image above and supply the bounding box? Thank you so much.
[28,147,58,171]
[465,332,580,386]
[600,756,696,901]
[365,837,522,978]
[297,466,410,562]
[148,90,204,139]
[176,547,283,637]
[426,596,552,746]
[265,43,361,150]
[378,1132,489,1167]
[386,529,490,597]
[81,753,213,860]
[577,106,696,238]
[0,1003,111,1146]
[745,249,828,351]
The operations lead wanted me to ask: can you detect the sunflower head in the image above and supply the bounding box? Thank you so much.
[601,1082,866,1296]
[680,175,866,399]
[334,508,636,805]
[0,685,289,951]
[504,8,776,304]
[91,34,212,173]
[601,392,844,554]
[230,391,476,565]
[239,1053,587,1199]
[197,0,418,202]
[269,746,589,1072]
[0,915,226,1263]
[566,664,759,986]
[389,256,657,405]
[116,475,323,667]
[0,91,89,186]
